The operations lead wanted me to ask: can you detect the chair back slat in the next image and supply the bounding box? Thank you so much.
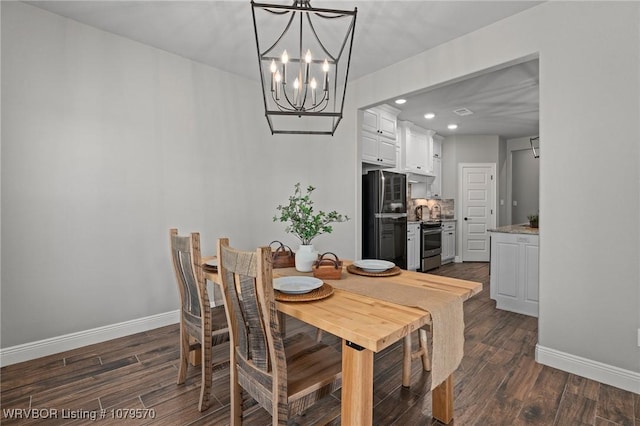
[218,240,284,375]
[239,273,270,369]
[170,230,209,319]
[220,266,250,359]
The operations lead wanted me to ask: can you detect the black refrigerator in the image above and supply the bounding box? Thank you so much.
[362,170,407,269]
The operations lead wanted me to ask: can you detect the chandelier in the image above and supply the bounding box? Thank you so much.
[251,0,357,135]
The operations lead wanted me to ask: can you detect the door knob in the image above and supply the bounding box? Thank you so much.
[464,217,468,221]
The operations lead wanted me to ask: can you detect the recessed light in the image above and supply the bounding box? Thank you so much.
[447,124,458,130]
[424,113,435,119]
[395,99,407,105]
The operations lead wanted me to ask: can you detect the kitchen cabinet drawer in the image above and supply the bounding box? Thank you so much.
[442,222,455,231]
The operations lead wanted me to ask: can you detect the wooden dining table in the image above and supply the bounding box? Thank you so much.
[202,257,482,425]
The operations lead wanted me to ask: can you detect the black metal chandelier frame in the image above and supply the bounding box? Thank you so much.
[251,0,357,135]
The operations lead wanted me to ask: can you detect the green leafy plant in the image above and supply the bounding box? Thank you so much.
[273,183,349,245]
[527,213,539,227]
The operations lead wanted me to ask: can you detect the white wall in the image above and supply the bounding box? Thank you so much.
[441,135,501,200]
[341,2,639,391]
[1,2,356,349]
[507,136,540,225]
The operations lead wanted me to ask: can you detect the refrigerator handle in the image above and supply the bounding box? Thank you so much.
[379,171,385,213]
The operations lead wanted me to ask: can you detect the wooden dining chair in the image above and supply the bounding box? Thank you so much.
[169,229,230,412]
[217,238,342,425]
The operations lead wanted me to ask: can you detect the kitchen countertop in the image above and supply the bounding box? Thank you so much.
[489,224,539,235]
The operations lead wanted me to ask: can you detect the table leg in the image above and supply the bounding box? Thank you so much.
[341,340,373,426]
[277,311,286,336]
[189,336,201,366]
[432,374,454,424]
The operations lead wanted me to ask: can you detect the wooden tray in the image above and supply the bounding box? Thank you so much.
[346,264,402,277]
[274,283,334,302]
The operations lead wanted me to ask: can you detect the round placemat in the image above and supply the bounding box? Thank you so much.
[347,264,402,277]
[275,282,334,302]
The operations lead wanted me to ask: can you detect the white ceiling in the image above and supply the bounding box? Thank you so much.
[392,59,539,139]
[27,0,542,138]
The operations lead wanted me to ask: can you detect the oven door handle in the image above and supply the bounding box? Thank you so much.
[422,229,442,235]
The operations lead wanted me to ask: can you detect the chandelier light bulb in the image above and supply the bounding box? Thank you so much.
[322,59,330,91]
[281,50,288,84]
[304,49,312,83]
[270,60,277,73]
[274,70,282,99]
[310,77,317,105]
[293,77,300,106]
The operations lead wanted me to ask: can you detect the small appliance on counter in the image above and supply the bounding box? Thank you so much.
[414,205,429,221]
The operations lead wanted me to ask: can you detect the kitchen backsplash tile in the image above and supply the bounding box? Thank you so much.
[408,198,455,221]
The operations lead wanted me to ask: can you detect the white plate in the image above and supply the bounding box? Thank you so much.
[273,276,323,294]
[205,259,218,267]
[353,259,395,273]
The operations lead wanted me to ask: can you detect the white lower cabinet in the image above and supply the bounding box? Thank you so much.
[407,223,421,271]
[441,222,456,264]
[489,232,539,317]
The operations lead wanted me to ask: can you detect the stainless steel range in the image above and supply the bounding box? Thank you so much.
[420,221,442,272]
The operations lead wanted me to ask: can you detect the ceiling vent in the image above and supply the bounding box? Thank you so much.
[453,107,474,116]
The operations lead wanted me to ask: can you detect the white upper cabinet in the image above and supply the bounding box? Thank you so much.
[432,135,442,159]
[361,105,400,167]
[398,121,434,175]
[429,134,443,198]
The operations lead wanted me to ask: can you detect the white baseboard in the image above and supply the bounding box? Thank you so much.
[0,310,180,367]
[536,344,640,394]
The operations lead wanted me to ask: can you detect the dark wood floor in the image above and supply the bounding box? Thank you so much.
[2,262,638,425]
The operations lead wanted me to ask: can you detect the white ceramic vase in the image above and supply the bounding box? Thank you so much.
[295,244,318,272]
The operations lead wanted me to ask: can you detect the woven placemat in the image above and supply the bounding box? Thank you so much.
[275,283,334,302]
[346,264,402,277]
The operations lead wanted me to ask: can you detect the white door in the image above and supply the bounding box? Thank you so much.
[459,164,496,262]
